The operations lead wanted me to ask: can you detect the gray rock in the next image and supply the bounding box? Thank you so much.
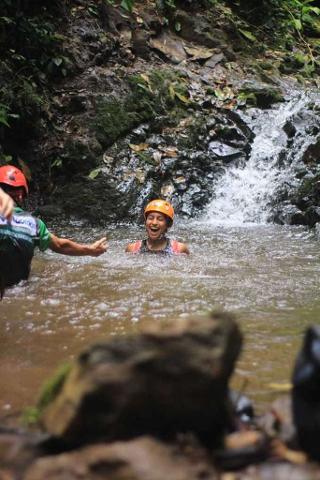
[41,312,242,447]
[24,437,218,480]
[149,31,187,64]
[208,141,243,160]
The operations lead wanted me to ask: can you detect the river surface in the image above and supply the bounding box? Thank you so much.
[1,220,319,416]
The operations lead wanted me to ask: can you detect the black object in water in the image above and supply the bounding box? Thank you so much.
[292,325,320,460]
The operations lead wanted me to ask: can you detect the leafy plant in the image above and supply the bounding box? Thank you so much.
[104,0,135,12]
[285,0,320,32]
[121,0,135,11]
[0,104,10,128]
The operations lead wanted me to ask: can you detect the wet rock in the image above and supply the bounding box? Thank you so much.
[292,325,320,461]
[33,205,64,222]
[52,177,132,224]
[41,312,242,447]
[258,395,296,444]
[0,427,48,478]
[283,119,297,138]
[54,97,253,222]
[208,141,244,161]
[214,430,269,471]
[58,137,102,175]
[24,437,218,480]
[174,10,228,49]
[184,45,216,62]
[132,29,151,59]
[272,205,308,226]
[304,206,320,227]
[238,81,284,108]
[234,461,320,479]
[302,138,320,165]
[149,31,187,64]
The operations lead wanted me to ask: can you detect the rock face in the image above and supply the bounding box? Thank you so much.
[271,101,320,228]
[24,436,218,480]
[51,105,253,222]
[41,312,242,447]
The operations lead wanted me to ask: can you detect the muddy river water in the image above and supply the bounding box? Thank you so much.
[1,220,319,416]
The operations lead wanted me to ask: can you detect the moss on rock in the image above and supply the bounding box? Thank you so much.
[238,83,284,108]
[22,362,72,425]
[93,69,191,148]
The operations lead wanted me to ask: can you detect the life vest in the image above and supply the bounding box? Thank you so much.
[0,211,38,292]
[130,238,183,255]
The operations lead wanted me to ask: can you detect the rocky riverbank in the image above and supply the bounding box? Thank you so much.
[1,0,320,226]
[2,312,320,479]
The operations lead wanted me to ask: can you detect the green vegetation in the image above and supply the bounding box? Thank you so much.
[229,0,320,72]
[94,69,190,147]
[22,362,72,425]
[1,0,320,180]
[0,0,72,164]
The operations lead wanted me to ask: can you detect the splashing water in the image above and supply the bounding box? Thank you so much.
[206,92,315,226]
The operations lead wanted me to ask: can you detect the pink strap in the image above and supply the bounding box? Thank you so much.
[131,240,142,253]
[171,240,182,254]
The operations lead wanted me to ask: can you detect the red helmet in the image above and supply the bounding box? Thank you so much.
[0,165,28,194]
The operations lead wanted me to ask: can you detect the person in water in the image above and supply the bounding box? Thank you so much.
[0,165,107,296]
[126,199,189,255]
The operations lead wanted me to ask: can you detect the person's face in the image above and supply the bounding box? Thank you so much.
[2,186,26,206]
[145,212,168,241]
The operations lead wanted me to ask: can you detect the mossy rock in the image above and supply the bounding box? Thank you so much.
[238,82,284,108]
[296,174,320,203]
[93,69,191,148]
[56,138,102,177]
[23,363,72,425]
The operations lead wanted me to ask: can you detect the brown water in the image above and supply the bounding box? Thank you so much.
[1,220,320,416]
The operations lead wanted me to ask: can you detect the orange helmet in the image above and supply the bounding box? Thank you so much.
[0,165,28,194]
[144,199,174,225]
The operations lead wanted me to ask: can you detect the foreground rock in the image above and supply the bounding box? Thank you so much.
[24,436,218,480]
[3,316,320,478]
[41,312,242,447]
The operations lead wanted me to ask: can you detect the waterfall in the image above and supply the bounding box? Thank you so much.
[205,92,314,226]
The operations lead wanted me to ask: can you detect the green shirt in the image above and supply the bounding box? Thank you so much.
[0,207,51,287]
[1,207,51,251]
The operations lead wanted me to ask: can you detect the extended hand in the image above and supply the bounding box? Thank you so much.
[89,237,108,256]
[0,188,14,220]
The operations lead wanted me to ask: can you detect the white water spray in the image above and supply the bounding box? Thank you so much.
[206,93,311,226]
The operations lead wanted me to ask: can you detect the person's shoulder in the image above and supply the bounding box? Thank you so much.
[126,240,142,253]
[171,240,190,255]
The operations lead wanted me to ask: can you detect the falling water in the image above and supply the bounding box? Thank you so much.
[206,92,316,225]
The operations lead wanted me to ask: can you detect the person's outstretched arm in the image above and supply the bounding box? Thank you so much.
[0,188,14,219]
[49,234,107,256]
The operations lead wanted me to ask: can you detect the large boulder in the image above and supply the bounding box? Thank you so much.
[23,436,218,480]
[41,312,242,447]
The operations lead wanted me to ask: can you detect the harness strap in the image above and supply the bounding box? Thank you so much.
[170,239,182,254]
[130,240,142,253]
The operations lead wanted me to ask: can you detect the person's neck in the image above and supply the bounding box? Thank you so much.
[146,236,168,251]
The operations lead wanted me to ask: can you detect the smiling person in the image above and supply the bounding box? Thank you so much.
[126,199,189,255]
[0,165,107,296]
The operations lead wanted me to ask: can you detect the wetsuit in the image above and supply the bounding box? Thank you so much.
[129,238,182,255]
[0,207,51,294]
